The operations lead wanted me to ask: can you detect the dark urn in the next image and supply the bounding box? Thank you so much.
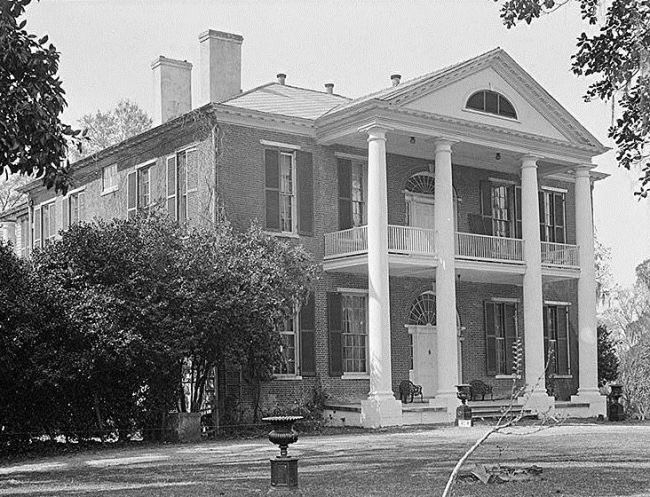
[262,415,303,489]
[455,384,473,426]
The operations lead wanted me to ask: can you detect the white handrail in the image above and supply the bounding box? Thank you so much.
[455,232,524,262]
[541,241,580,267]
[324,226,368,258]
[388,225,435,255]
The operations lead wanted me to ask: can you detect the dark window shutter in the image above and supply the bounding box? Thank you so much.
[296,151,313,236]
[299,293,316,376]
[543,305,550,371]
[78,192,86,222]
[127,171,137,219]
[515,186,522,238]
[539,191,546,241]
[479,180,493,236]
[265,149,280,230]
[485,301,497,376]
[554,193,565,243]
[337,158,352,230]
[504,303,517,375]
[328,292,343,377]
[166,156,177,220]
[557,306,569,374]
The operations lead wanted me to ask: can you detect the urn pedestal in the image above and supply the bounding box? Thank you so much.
[262,416,303,493]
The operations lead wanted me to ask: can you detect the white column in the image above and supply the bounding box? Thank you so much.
[433,139,459,408]
[360,125,402,428]
[520,156,552,411]
[572,166,606,415]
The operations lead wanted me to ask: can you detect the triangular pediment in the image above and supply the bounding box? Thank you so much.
[380,49,603,149]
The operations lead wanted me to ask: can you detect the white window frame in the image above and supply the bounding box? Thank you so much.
[136,160,154,211]
[101,164,118,195]
[341,292,369,377]
[539,188,567,243]
[543,302,572,378]
[351,160,366,227]
[274,312,302,380]
[279,151,297,234]
[40,200,56,246]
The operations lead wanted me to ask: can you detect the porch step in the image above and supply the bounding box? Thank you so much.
[468,402,537,420]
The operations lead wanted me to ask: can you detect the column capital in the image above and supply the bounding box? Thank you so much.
[433,137,458,152]
[574,165,594,178]
[358,122,392,141]
[520,155,541,169]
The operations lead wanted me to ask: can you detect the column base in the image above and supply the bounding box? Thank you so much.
[429,392,460,422]
[360,394,403,428]
[517,390,555,417]
[572,388,607,417]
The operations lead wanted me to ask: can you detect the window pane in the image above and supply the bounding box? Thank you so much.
[70,194,79,225]
[485,91,499,114]
[467,91,485,111]
[499,96,517,118]
[280,153,294,231]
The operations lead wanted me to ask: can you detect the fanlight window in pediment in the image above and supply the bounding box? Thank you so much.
[466,90,517,119]
[405,172,435,196]
[409,292,436,326]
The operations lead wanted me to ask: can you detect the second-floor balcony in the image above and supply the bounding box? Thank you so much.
[323,226,580,275]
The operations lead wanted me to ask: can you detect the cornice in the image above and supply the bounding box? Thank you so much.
[213,104,316,136]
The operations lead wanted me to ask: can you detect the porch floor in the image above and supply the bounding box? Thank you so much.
[322,398,595,427]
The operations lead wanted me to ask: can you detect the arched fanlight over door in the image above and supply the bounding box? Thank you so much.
[405,172,435,195]
[409,291,436,326]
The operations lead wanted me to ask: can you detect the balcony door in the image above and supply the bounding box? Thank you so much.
[405,171,457,232]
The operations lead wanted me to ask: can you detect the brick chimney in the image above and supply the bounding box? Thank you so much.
[199,30,243,104]
[151,56,192,126]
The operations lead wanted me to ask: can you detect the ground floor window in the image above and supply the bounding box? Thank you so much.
[543,304,570,375]
[277,315,298,376]
[484,301,518,376]
[342,294,367,373]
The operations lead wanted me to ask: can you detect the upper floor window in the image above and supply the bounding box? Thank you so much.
[466,90,517,119]
[476,180,521,238]
[264,143,313,236]
[63,190,85,229]
[539,189,566,243]
[127,162,154,219]
[102,164,118,193]
[166,147,198,224]
[18,215,28,258]
[36,201,56,247]
[337,157,367,229]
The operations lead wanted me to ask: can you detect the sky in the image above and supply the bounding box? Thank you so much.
[22,0,650,287]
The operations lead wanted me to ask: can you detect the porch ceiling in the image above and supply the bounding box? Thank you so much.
[329,129,582,177]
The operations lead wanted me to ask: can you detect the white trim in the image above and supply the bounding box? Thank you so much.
[540,185,568,193]
[334,152,367,162]
[490,297,520,303]
[553,374,573,379]
[495,374,522,379]
[100,186,118,197]
[336,287,368,294]
[341,373,370,380]
[461,86,521,123]
[544,300,572,306]
[265,231,300,239]
[488,177,517,185]
[273,375,304,381]
[175,141,201,154]
[260,139,301,150]
[64,185,87,198]
[135,159,156,170]
[461,107,520,123]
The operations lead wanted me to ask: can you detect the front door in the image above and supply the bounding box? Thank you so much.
[408,325,437,398]
[407,193,435,230]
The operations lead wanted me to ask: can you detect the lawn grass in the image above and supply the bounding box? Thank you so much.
[1,423,650,496]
